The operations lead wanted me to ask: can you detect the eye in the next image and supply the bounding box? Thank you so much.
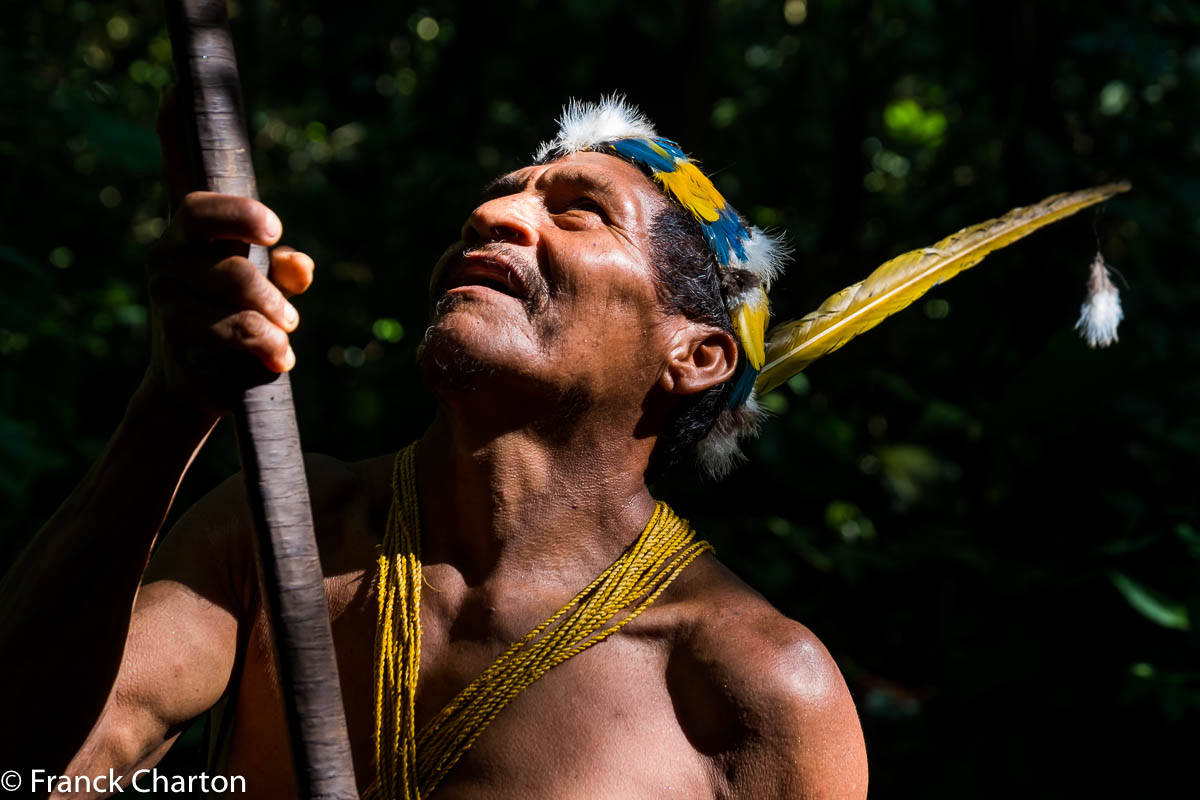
[570,197,602,212]
[560,196,608,221]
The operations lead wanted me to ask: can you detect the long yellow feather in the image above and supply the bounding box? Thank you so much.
[755,182,1131,395]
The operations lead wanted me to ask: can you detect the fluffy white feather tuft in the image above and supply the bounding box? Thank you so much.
[1075,253,1123,348]
[534,95,659,162]
[724,284,767,315]
[694,394,765,479]
[730,226,790,287]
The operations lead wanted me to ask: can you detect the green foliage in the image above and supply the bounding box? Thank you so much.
[1110,570,1191,631]
[3,0,1198,794]
[883,98,946,145]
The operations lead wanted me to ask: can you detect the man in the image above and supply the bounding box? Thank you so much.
[1,98,867,798]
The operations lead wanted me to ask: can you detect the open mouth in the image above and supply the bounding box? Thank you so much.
[442,254,527,300]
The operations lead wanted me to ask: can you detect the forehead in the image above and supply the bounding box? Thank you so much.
[488,151,667,208]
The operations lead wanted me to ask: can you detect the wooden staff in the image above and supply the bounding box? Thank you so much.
[162,1,358,796]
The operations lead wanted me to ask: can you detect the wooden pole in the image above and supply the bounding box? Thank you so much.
[163,2,358,796]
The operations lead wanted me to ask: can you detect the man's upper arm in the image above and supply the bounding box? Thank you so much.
[698,608,868,800]
[758,630,868,799]
[62,477,253,787]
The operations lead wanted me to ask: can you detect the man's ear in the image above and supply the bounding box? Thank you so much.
[659,324,739,396]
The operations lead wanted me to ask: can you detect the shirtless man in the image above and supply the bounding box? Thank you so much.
[0,99,867,798]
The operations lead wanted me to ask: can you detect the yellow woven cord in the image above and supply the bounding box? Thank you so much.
[367,445,714,799]
[364,443,423,800]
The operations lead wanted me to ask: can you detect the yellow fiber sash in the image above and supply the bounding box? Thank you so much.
[365,443,713,799]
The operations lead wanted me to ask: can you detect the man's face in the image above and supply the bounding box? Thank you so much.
[421,151,679,413]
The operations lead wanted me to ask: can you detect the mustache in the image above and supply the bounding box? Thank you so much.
[430,243,550,319]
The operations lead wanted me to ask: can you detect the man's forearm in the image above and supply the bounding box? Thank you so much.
[0,380,218,772]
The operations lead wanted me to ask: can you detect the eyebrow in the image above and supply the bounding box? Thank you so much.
[480,173,527,202]
[537,167,616,196]
[479,166,620,204]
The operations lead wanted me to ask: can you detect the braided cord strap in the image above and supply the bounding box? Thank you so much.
[369,445,714,799]
[365,444,422,800]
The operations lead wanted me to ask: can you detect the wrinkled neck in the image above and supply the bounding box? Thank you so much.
[413,407,658,591]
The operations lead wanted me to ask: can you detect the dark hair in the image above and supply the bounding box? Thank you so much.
[644,203,741,480]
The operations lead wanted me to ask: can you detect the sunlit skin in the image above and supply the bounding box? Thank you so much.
[3,97,867,798]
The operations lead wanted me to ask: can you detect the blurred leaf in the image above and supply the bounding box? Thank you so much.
[883,98,946,145]
[876,444,943,507]
[1175,523,1200,559]
[1110,571,1191,631]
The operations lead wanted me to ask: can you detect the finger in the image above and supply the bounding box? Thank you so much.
[212,309,296,373]
[171,192,283,247]
[151,295,296,378]
[157,85,194,216]
[268,247,315,297]
[205,256,300,332]
[150,255,299,333]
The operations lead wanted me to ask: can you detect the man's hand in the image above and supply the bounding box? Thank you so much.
[143,88,315,416]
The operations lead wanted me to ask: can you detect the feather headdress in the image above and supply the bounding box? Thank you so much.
[536,97,1129,478]
[756,183,1131,395]
[536,96,786,476]
[1076,253,1124,348]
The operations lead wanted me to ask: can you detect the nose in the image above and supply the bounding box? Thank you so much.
[461,194,538,248]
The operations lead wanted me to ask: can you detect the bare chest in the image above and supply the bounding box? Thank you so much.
[219,567,715,799]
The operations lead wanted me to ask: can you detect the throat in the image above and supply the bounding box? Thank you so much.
[413,416,658,587]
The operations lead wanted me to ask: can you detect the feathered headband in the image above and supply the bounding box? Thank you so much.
[535,98,783,405]
[535,96,1129,478]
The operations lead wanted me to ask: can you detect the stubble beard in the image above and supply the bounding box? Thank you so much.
[418,247,559,391]
[419,286,593,439]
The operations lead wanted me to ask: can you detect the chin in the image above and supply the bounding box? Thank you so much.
[417,319,492,391]
[417,300,528,392]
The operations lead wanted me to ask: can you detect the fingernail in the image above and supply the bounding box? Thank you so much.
[283,345,296,371]
[265,212,283,240]
[284,302,299,328]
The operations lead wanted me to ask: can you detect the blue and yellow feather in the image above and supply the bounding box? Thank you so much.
[535,95,788,475]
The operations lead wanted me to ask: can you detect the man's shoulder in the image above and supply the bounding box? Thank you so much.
[148,451,393,589]
[669,556,850,721]
[179,450,389,534]
[664,555,868,797]
[306,451,392,523]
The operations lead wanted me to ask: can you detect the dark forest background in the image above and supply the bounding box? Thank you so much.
[3,0,1198,796]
